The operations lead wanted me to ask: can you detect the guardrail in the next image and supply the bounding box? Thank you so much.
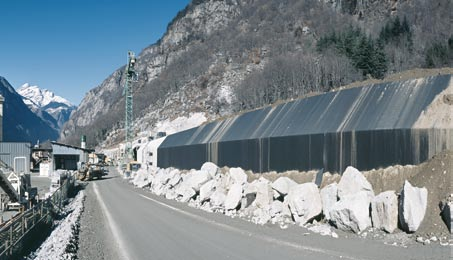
[0,174,76,258]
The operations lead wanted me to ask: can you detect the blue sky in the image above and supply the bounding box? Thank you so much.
[0,0,190,105]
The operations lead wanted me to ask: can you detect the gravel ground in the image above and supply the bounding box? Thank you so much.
[77,179,122,260]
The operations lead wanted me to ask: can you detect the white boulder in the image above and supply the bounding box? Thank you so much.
[320,183,338,221]
[371,191,398,233]
[132,169,154,188]
[398,180,428,233]
[338,166,374,200]
[229,167,247,185]
[199,180,216,202]
[210,190,227,208]
[272,177,297,196]
[269,200,284,217]
[168,172,182,188]
[175,184,196,203]
[287,183,323,224]
[186,170,211,192]
[225,183,243,210]
[254,178,274,208]
[330,191,372,233]
[201,162,219,178]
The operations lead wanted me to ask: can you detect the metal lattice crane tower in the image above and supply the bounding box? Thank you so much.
[124,51,138,158]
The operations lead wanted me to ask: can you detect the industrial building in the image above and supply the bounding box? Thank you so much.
[32,141,93,175]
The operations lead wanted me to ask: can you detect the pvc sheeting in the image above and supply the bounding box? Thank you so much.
[158,75,453,173]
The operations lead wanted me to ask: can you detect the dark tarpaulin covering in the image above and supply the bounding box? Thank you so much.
[158,75,453,173]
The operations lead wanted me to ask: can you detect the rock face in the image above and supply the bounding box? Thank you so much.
[271,177,298,196]
[371,191,398,233]
[60,0,242,147]
[225,183,243,210]
[338,166,374,200]
[330,191,372,233]
[287,183,322,224]
[399,180,428,233]
[320,183,338,221]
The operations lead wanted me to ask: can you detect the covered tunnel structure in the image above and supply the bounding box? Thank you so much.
[158,75,453,173]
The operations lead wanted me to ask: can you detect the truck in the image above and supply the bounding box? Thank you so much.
[77,162,106,181]
[123,161,141,177]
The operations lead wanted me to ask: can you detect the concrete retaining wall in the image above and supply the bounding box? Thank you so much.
[158,75,453,173]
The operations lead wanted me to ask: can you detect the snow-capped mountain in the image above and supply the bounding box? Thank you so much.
[18,84,77,129]
[0,77,59,143]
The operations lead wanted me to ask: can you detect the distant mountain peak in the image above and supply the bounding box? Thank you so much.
[18,84,77,129]
[18,83,74,108]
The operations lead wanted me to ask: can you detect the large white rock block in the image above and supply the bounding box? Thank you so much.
[186,170,212,192]
[229,167,247,185]
[168,172,182,188]
[199,179,216,202]
[287,183,323,224]
[338,166,374,200]
[210,190,226,208]
[320,183,338,221]
[225,183,243,210]
[272,177,298,196]
[254,178,274,208]
[330,191,372,233]
[175,184,196,203]
[371,191,398,233]
[398,180,428,233]
[201,162,219,178]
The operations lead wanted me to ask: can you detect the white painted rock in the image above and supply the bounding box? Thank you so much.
[199,180,216,202]
[229,167,247,185]
[272,177,297,196]
[201,162,219,178]
[175,184,196,203]
[254,178,274,208]
[338,166,374,201]
[371,191,398,233]
[398,180,428,233]
[225,183,243,210]
[186,170,211,192]
[330,191,372,233]
[287,183,323,224]
[320,183,338,221]
[210,190,227,207]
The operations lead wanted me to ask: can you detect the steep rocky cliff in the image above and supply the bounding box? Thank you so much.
[60,0,452,148]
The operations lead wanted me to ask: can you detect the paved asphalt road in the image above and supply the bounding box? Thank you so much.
[77,168,450,260]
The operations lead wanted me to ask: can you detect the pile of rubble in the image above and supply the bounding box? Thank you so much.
[128,163,450,244]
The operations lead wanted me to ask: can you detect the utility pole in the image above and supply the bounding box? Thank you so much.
[124,51,138,159]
